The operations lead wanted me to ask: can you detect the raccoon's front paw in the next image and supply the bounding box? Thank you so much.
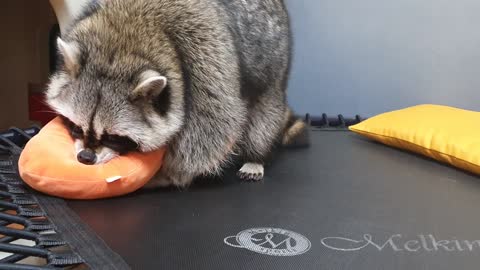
[143,174,172,189]
[237,162,264,181]
[146,170,195,189]
[169,173,195,188]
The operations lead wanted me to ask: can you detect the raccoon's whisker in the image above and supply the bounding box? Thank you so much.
[34,110,58,114]
[38,99,52,107]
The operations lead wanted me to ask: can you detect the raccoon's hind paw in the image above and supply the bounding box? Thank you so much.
[237,163,264,181]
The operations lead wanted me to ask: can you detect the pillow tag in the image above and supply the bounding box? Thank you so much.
[105,176,122,183]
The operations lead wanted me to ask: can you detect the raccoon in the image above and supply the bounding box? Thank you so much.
[46,0,308,187]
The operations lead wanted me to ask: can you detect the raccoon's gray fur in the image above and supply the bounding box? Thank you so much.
[46,0,308,187]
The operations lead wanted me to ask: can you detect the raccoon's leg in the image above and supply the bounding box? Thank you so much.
[145,172,194,189]
[144,153,195,189]
[143,164,195,189]
[237,90,287,181]
[143,171,172,189]
[238,101,309,181]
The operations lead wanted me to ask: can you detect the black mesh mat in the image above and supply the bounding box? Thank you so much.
[0,127,84,269]
[0,126,129,269]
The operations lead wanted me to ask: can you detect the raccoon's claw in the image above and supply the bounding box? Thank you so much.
[238,163,264,181]
[238,171,263,181]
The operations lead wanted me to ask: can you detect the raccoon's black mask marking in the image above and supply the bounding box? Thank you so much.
[60,116,139,155]
[100,134,139,154]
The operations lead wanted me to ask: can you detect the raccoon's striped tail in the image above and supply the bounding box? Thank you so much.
[281,108,310,148]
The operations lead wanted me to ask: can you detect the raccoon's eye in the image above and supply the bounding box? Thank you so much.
[60,116,84,139]
[71,125,84,139]
[101,134,138,154]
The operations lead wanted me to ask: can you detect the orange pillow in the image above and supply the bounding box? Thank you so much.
[18,117,165,200]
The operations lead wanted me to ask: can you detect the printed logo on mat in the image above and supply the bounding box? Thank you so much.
[224,227,311,256]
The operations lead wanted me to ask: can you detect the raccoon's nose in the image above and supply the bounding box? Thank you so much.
[77,149,97,165]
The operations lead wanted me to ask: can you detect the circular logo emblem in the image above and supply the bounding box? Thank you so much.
[224,227,311,256]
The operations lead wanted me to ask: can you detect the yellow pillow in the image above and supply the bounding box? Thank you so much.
[349,104,480,175]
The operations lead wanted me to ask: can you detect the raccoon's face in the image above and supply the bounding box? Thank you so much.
[46,38,184,165]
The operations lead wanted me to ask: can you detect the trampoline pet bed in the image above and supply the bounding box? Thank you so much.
[0,114,479,270]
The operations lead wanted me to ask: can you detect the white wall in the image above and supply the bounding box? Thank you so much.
[50,0,91,34]
[286,0,480,117]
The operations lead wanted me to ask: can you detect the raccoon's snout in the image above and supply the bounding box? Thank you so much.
[77,149,97,165]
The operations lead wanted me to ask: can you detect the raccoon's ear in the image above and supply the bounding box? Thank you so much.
[57,38,80,77]
[131,70,167,99]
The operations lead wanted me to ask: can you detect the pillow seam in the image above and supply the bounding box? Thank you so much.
[350,128,480,169]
